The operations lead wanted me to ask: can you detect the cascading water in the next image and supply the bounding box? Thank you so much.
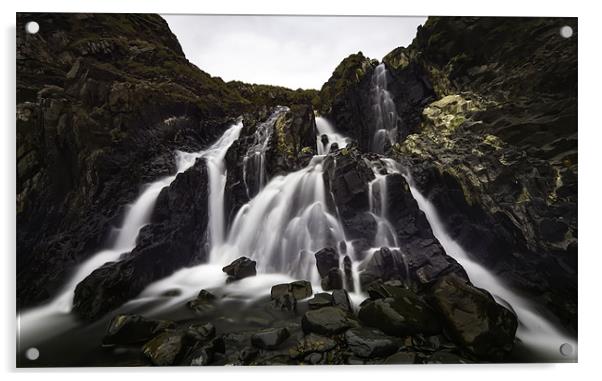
[242,106,288,197]
[315,116,350,155]
[367,161,399,248]
[381,158,577,362]
[18,121,244,347]
[370,63,399,153]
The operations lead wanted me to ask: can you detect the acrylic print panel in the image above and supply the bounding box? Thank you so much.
[16,13,577,366]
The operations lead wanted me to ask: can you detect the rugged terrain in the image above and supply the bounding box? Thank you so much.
[17,14,577,366]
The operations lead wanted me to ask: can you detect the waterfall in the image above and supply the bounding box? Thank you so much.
[367,163,399,248]
[381,158,577,362]
[242,106,288,197]
[370,63,399,153]
[315,116,350,155]
[18,121,243,347]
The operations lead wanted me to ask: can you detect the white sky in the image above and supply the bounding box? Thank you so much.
[162,15,426,90]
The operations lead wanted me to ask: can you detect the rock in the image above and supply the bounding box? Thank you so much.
[186,290,217,314]
[358,288,441,336]
[270,280,313,307]
[344,327,400,358]
[239,346,259,363]
[383,351,417,364]
[308,293,333,310]
[321,268,344,290]
[427,351,471,364]
[291,333,337,358]
[251,327,290,349]
[360,247,409,287]
[184,336,225,366]
[301,306,358,335]
[428,274,517,360]
[314,247,339,277]
[331,289,353,313]
[222,256,257,282]
[290,280,313,299]
[186,322,216,341]
[343,255,354,292]
[102,314,174,346]
[142,331,185,366]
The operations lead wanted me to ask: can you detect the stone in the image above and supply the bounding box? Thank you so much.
[344,327,400,358]
[142,331,185,366]
[301,306,358,335]
[321,268,344,291]
[358,289,441,336]
[383,351,417,364]
[429,274,517,360]
[222,256,257,282]
[251,327,290,349]
[314,247,339,277]
[291,333,337,358]
[102,314,175,346]
[308,292,333,310]
[185,322,216,341]
[343,255,354,292]
[331,289,353,313]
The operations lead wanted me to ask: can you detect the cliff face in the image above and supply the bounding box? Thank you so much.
[320,17,577,328]
[16,13,316,308]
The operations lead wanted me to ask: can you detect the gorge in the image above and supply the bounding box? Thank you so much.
[16,14,577,366]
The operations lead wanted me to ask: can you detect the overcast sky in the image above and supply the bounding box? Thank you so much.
[162,15,426,90]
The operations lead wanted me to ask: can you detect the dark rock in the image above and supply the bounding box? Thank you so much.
[142,331,185,366]
[103,314,174,346]
[331,289,353,313]
[358,288,441,336]
[344,327,400,358]
[308,292,333,310]
[187,290,217,314]
[321,268,344,291]
[301,306,358,335]
[271,293,297,312]
[186,322,216,341]
[270,280,313,303]
[291,333,337,358]
[343,255,354,292]
[251,327,290,349]
[383,351,417,364]
[428,274,517,360]
[222,256,257,282]
[314,247,339,278]
[427,351,471,364]
[239,346,259,363]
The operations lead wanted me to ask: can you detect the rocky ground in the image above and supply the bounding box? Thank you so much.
[17,14,577,366]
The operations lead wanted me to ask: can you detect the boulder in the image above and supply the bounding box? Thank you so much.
[301,306,358,335]
[428,274,517,360]
[222,256,257,282]
[358,288,441,336]
[186,290,217,314]
[343,255,354,292]
[383,351,417,364]
[102,314,174,346]
[291,333,337,358]
[314,247,339,277]
[344,327,400,358]
[142,331,185,366]
[331,289,353,313]
[308,293,333,310]
[251,327,290,349]
[185,322,216,341]
[270,280,313,302]
[321,268,344,291]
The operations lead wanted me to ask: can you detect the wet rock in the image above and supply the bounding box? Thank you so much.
[427,351,471,364]
[343,255,354,292]
[428,274,517,360]
[186,322,216,341]
[251,327,290,349]
[291,333,337,358]
[239,346,259,363]
[358,288,441,336]
[301,306,358,335]
[271,293,297,311]
[308,292,333,310]
[187,290,217,314]
[321,268,344,291]
[142,331,185,366]
[184,336,225,366]
[290,280,313,299]
[384,351,417,364]
[271,280,313,310]
[222,256,257,282]
[360,247,409,288]
[344,327,401,358]
[103,314,175,346]
[331,289,353,313]
[314,247,339,277]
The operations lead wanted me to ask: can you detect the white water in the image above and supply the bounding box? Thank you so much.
[381,158,577,362]
[367,161,399,248]
[18,121,243,348]
[242,106,288,197]
[316,116,350,155]
[370,63,399,153]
